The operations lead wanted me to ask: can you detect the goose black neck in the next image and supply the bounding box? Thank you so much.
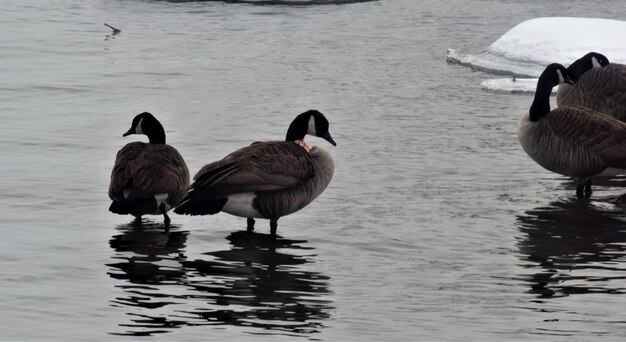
[529,84,553,122]
[285,114,309,141]
[147,125,166,144]
[566,61,586,83]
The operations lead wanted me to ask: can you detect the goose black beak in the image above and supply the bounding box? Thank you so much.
[122,128,133,137]
[322,132,337,146]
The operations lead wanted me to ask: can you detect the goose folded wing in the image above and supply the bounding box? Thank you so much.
[550,109,626,167]
[592,65,626,103]
[191,141,315,197]
[110,143,188,202]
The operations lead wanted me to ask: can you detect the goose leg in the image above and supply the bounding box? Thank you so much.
[584,179,592,198]
[247,218,255,232]
[576,179,593,198]
[132,215,143,227]
[270,219,278,237]
[160,203,170,228]
[576,184,584,198]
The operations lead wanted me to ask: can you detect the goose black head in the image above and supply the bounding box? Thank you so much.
[538,63,572,89]
[286,109,337,146]
[566,52,610,82]
[530,64,572,122]
[123,112,166,144]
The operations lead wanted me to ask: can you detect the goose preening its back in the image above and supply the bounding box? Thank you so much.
[557,52,626,122]
[109,112,190,226]
[175,109,336,237]
[518,63,626,197]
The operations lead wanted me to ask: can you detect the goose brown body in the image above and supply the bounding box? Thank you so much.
[109,112,190,225]
[109,142,189,210]
[518,106,626,179]
[557,63,626,121]
[555,53,626,122]
[188,141,334,218]
[518,63,626,197]
[175,109,336,236]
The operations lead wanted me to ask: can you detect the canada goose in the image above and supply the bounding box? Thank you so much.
[109,112,190,226]
[557,52,626,122]
[175,109,336,236]
[518,63,626,198]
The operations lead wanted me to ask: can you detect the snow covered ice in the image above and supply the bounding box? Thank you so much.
[447,17,626,93]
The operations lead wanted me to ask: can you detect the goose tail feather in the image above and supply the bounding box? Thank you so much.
[109,201,130,215]
[174,194,227,216]
[109,198,155,216]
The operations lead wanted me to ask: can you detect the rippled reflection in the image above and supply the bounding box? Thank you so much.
[515,197,626,298]
[108,225,332,337]
[180,232,332,335]
[108,222,189,336]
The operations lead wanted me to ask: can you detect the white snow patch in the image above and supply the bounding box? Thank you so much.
[447,17,626,92]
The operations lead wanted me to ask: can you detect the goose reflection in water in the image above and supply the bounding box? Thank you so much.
[107,223,332,337]
[181,231,332,335]
[515,197,626,299]
[108,222,189,336]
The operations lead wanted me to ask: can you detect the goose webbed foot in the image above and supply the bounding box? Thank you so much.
[247,218,255,232]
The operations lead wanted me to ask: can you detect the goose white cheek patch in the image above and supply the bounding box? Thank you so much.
[135,118,144,134]
[307,115,317,136]
[591,56,602,68]
[557,69,565,84]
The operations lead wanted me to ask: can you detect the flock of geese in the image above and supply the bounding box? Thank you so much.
[108,109,336,235]
[517,52,626,198]
[107,52,626,234]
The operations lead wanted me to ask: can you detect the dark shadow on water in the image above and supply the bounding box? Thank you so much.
[108,225,333,337]
[515,196,626,299]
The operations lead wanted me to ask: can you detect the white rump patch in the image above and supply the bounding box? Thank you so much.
[154,193,169,203]
[222,193,263,218]
[154,193,170,212]
[307,115,317,136]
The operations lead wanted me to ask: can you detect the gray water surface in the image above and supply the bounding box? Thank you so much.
[1,0,625,340]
